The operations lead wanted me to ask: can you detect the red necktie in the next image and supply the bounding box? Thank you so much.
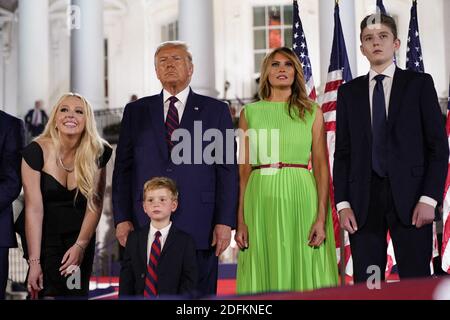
[165,96,179,152]
[144,231,161,298]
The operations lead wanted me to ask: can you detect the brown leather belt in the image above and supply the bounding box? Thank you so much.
[252,162,308,170]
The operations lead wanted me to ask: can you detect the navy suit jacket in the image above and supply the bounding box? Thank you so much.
[333,68,448,227]
[0,111,24,247]
[112,89,238,249]
[119,224,197,297]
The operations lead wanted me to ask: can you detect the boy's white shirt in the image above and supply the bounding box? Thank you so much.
[147,222,172,259]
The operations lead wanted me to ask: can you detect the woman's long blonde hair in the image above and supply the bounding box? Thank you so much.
[258,47,313,120]
[39,93,110,212]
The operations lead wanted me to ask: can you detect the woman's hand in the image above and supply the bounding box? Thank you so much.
[59,243,85,276]
[308,219,326,248]
[235,222,249,250]
[27,263,43,299]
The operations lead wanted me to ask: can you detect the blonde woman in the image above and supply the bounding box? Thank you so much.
[235,47,338,294]
[22,93,112,298]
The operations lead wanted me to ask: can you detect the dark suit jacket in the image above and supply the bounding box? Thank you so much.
[24,109,48,137]
[333,68,448,227]
[119,224,198,297]
[0,111,24,247]
[112,89,238,249]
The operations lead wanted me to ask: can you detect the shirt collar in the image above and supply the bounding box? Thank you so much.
[163,86,190,106]
[150,221,172,239]
[369,62,396,81]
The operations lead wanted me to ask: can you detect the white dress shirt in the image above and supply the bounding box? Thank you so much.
[336,63,437,213]
[147,222,172,261]
[163,86,190,122]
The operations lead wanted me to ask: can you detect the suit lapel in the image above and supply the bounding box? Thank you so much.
[358,74,372,143]
[139,224,150,267]
[387,68,408,131]
[179,89,204,131]
[160,225,176,259]
[150,92,169,161]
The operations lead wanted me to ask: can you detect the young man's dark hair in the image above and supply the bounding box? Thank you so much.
[360,13,398,41]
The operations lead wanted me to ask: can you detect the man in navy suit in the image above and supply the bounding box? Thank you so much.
[333,14,448,282]
[24,100,48,138]
[0,111,24,299]
[113,41,238,296]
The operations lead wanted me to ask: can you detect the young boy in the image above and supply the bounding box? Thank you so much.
[333,13,448,282]
[119,177,198,298]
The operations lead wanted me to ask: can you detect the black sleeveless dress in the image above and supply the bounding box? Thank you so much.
[21,141,112,298]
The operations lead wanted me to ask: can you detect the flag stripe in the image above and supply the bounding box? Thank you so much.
[324,122,336,132]
[442,84,450,274]
[322,101,337,114]
[324,80,344,93]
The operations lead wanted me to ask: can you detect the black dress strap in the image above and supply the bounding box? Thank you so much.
[22,141,44,171]
[98,144,113,169]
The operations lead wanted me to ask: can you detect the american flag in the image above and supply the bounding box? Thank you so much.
[442,84,450,274]
[376,0,387,14]
[406,0,424,72]
[319,2,353,277]
[292,0,316,101]
[404,0,439,274]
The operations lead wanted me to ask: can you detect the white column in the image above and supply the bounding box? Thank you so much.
[319,0,357,84]
[339,0,357,78]
[179,0,218,97]
[71,0,104,110]
[18,0,49,116]
[318,0,334,87]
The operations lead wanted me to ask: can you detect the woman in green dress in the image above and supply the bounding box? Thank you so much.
[235,47,338,294]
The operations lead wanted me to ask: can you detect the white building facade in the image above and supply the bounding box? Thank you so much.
[0,0,449,117]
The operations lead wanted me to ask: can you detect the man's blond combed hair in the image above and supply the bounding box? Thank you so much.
[154,41,193,65]
[38,92,110,212]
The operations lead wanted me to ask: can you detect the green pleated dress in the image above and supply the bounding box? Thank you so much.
[236,100,338,294]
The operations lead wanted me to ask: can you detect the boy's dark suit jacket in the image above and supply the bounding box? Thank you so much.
[119,224,198,297]
[334,68,448,228]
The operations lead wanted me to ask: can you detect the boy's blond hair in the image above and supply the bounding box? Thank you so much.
[143,177,179,200]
